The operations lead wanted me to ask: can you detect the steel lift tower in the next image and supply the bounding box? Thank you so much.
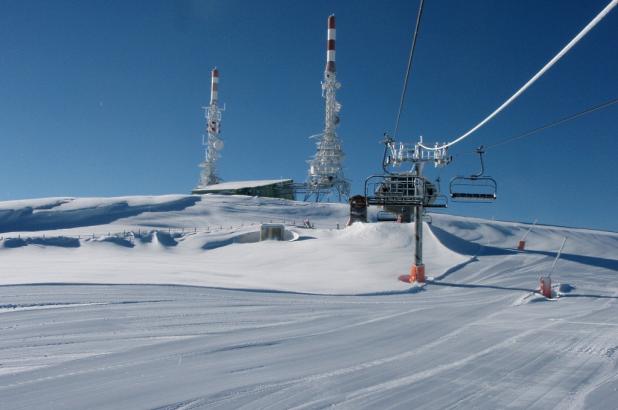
[197,68,224,189]
[305,15,350,202]
[365,137,450,283]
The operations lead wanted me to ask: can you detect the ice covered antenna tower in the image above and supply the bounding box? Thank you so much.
[305,14,351,202]
[197,67,224,188]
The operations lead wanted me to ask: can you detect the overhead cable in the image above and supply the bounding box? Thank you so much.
[420,0,618,151]
[486,97,618,150]
[393,0,425,140]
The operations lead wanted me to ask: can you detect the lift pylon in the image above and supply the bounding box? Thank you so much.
[363,136,450,283]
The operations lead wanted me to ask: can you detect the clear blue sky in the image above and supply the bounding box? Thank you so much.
[1,0,617,231]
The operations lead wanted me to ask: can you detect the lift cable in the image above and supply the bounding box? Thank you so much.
[393,0,425,140]
[419,0,618,151]
[484,97,618,150]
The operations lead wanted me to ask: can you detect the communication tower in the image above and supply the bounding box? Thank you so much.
[197,68,224,188]
[305,15,350,202]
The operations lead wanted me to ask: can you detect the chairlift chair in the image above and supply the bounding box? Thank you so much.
[376,211,398,222]
[449,146,497,202]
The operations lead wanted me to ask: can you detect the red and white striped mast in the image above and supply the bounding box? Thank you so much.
[325,14,336,77]
[210,67,219,105]
[305,14,350,202]
[198,67,224,188]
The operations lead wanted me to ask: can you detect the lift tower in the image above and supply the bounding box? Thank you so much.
[365,137,450,283]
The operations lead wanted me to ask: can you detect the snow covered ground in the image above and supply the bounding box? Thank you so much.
[1,194,617,409]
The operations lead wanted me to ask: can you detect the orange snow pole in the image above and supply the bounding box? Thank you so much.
[518,219,537,251]
[399,265,425,283]
[411,264,425,283]
[538,237,567,299]
[539,276,552,298]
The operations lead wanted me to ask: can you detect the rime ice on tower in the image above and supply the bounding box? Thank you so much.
[305,14,350,202]
[197,68,224,188]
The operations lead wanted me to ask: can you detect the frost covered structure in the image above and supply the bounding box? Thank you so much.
[196,67,224,189]
[305,14,350,202]
[1,194,618,408]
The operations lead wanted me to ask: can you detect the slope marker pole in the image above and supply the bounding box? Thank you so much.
[518,219,537,251]
[539,237,567,298]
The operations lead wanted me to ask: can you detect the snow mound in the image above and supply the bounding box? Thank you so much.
[202,229,299,250]
[2,236,80,248]
[0,194,616,296]
[0,195,200,233]
[91,235,135,248]
[137,230,180,247]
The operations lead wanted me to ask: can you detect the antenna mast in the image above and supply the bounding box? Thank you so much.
[198,67,224,188]
[305,15,350,202]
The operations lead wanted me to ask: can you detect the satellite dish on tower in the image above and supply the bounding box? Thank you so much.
[213,139,224,151]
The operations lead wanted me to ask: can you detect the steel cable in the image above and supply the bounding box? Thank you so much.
[419,0,618,151]
[393,0,425,140]
[485,97,618,150]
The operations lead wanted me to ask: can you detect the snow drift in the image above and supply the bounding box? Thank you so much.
[0,194,617,409]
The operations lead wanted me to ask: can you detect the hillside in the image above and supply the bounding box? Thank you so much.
[1,194,617,409]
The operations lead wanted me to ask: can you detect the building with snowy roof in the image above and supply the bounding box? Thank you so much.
[191,179,294,200]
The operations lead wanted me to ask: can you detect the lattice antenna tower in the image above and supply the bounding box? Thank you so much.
[198,68,224,188]
[305,14,351,202]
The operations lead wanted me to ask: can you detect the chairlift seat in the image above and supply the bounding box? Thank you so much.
[449,175,497,202]
[448,146,498,202]
[450,192,496,200]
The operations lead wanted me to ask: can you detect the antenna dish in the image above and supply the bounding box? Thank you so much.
[213,139,224,151]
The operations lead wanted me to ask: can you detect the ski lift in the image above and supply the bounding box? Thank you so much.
[449,146,497,202]
[376,210,398,222]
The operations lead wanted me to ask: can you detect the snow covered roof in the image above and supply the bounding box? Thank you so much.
[195,179,293,191]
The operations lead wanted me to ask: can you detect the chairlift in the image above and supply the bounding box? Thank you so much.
[449,146,497,202]
[376,211,398,222]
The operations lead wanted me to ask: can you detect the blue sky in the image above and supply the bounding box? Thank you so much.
[1,0,617,231]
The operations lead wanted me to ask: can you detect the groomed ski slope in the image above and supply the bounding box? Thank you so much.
[1,194,617,409]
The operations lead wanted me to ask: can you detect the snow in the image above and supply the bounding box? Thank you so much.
[196,179,292,190]
[0,194,617,409]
